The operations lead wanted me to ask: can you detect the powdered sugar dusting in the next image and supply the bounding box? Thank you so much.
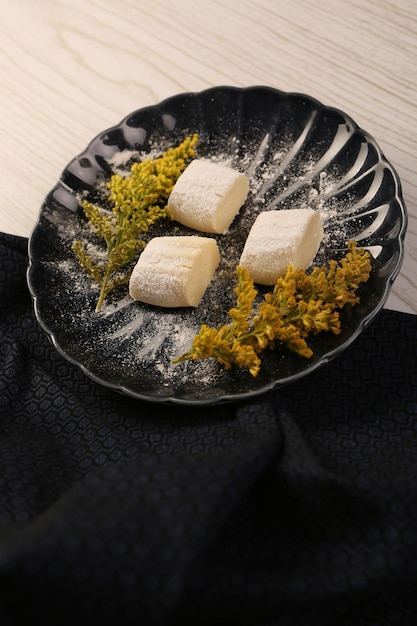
[30,90,395,403]
[46,130,353,394]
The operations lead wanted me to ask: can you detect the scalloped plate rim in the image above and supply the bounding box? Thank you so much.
[27,85,408,406]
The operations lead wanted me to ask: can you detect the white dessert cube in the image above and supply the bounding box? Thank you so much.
[239,209,323,285]
[168,159,249,234]
[129,236,220,308]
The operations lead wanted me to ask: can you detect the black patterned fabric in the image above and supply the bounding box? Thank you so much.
[1,231,417,625]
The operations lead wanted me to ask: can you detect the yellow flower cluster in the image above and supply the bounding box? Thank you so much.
[72,134,198,311]
[174,241,372,376]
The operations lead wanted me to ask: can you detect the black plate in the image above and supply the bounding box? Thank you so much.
[27,86,407,405]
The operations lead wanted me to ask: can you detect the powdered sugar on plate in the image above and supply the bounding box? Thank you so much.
[29,88,399,404]
[44,132,352,394]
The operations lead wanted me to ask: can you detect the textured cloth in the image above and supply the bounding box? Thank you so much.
[1,231,417,625]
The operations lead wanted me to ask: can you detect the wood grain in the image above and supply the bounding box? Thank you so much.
[1,0,416,312]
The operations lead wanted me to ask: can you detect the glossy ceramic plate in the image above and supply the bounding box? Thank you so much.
[27,86,407,405]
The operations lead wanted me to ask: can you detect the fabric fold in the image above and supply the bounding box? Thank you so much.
[1,401,282,624]
[1,232,417,625]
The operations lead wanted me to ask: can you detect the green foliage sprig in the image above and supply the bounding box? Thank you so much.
[173,241,372,376]
[72,134,198,311]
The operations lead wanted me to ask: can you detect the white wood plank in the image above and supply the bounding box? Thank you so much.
[0,0,415,312]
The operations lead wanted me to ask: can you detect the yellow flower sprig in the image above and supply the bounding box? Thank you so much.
[72,134,198,311]
[174,241,372,377]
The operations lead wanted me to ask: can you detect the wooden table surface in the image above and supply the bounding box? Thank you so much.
[1,0,416,313]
